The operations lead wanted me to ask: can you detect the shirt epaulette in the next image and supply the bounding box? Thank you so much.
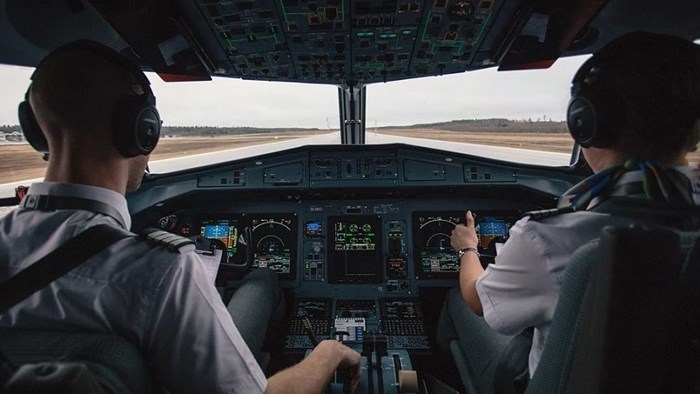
[139,228,195,253]
[522,207,575,221]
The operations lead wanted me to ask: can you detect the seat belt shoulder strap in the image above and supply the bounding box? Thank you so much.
[0,224,134,314]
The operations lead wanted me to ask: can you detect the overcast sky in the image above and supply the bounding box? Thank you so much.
[0,55,589,130]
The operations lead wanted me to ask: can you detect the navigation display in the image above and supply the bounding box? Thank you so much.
[250,213,298,279]
[327,215,382,284]
[199,217,243,263]
[478,215,512,258]
[412,212,463,278]
[412,211,518,278]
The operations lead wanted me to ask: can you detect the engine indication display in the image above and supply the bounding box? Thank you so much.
[251,214,298,279]
[327,215,382,284]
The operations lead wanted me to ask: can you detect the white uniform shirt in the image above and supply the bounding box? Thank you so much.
[0,182,267,393]
[475,166,700,376]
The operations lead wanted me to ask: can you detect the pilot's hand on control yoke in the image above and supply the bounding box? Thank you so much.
[451,211,478,252]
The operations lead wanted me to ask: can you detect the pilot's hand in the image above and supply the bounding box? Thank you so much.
[321,340,361,393]
[451,211,479,252]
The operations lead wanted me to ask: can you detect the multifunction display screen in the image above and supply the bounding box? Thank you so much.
[412,211,517,278]
[200,217,243,263]
[198,214,297,279]
[327,215,382,284]
[250,214,297,279]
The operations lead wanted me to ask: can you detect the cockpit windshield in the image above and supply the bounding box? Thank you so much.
[0,54,583,190]
[2,50,698,190]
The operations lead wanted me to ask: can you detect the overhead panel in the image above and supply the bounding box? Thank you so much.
[193,0,507,84]
[350,0,417,82]
[281,0,351,83]
[198,0,293,80]
[413,0,500,77]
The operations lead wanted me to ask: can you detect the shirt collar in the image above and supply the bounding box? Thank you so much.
[560,164,700,210]
[24,182,131,229]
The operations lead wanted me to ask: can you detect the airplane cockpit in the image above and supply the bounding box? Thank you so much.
[1,0,699,392]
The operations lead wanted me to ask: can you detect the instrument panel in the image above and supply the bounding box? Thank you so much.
[196,214,298,280]
[149,198,530,295]
[133,146,578,296]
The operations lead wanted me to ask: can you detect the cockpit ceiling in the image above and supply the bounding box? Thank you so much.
[194,0,506,84]
[0,0,598,84]
[153,0,604,84]
[2,0,700,85]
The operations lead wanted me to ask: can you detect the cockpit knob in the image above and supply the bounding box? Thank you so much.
[398,370,419,392]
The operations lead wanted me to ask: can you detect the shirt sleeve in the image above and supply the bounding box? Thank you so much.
[142,252,267,393]
[475,217,560,336]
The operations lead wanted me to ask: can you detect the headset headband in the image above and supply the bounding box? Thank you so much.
[29,40,155,103]
[19,39,161,157]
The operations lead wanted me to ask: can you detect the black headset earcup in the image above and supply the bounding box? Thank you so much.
[113,95,161,157]
[567,87,614,149]
[18,100,49,153]
[567,95,598,148]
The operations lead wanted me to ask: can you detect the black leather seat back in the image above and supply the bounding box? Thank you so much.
[528,223,700,393]
[0,329,153,393]
[525,240,600,393]
[566,225,699,393]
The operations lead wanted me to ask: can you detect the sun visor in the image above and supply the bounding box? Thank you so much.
[497,0,607,71]
[87,0,212,81]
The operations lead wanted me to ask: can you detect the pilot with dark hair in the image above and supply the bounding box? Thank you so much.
[0,41,360,393]
[438,31,700,393]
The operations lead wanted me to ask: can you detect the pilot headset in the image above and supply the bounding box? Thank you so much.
[567,32,700,150]
[17,40,161,158]
[566,53,624,149]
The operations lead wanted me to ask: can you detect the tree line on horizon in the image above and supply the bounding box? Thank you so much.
[1,118,568,136]
[378,118,567,133]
